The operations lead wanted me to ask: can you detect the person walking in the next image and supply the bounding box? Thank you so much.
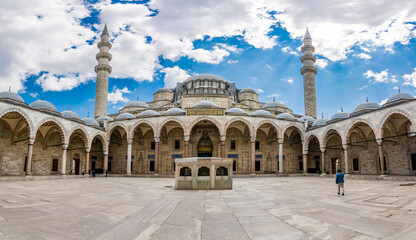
[105,169,108,178]
[336,169,345,196]
[92,169,95,178]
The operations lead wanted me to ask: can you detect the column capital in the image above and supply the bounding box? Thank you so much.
[103,150,109,156]
[250,137,256,143]
[376,139,383,146]
[154,137,160,143]
[85,147,91,153]
[343,144,349,150]
[62,144,69,150]
[184,135,190,142]
[303,151,308,155]
[127,138,133,144]
[220,135,226,142]
[278,138,284,144]
[320,147,326,153]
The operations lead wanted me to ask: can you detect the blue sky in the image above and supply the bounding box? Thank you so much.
[1,0,416,118]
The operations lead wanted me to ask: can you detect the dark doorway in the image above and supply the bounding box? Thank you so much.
[149,161,155,172]
[198,131,213,157]
[331,158,337,174]
[411,153,416,172]
[255,160,261,171]
[92,161,96,170]
[74,159,80,175]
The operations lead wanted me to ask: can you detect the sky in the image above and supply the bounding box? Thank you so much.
[1,0,416,119]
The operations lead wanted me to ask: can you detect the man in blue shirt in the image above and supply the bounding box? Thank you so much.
[335,169,345,196]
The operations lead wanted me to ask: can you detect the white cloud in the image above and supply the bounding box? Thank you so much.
[282,46,299,55]
[380,98,388,105]
[363,69,394,83]
[354,53,372,59]
[36,73,85,92]
[403,67,416,87]
[29,92,38,98]
[265,64,273,70]
[287,78,294,84]
[188,46,230,64]
[359,85,368,90]
[267,93,280,98]
[227,60,238,64]
[216,43,241,53]
[315,59,329,69]
[108,86,131,104]
[161,66,190,88]
[255,88,264,93]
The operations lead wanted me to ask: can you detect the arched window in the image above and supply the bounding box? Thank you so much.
[216,166,228,176]
[180,167,192,176]
[198,167,210,176]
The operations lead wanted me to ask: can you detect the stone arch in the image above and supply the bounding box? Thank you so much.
[0,107,34,138]
[67,126,90,148]
[130,120,157,140]
[281,123,304,141]
[186,116,224,136]
[89,132,108,151]
[107,123,128,141]
[321,128,344,147]
[34,117,67,144]
[254,120,281,139]
[345,119,378,143]
[224,117,254,137]
[304,133,320,152]
[378,109,416,139]
[156,117,186,137]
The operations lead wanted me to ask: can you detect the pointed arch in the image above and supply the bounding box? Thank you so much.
[253,119,280,139]
[0,107,34,138]
[156,117,186,137]
[378,109,416,139]
[345,118,378,143]
[34,117,67,144]
[89,132,108,151]
[107,123,128,141]
[67,126,90,148]
[282,123,304,141]
[224,117,254,137]
[186,116,224,136]
[321,128,344,147]
[130,120,157,140]
[304,133,320,152]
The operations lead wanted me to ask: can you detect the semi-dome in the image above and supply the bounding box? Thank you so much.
[29,100,58,113]
[262,102,288,109]
[96,115,114,122]
[115,112,135,120]
[156,88,173,93]
[276,113,296,120]
[82,117,100,127]
[139,109,161,117]
[0,91,25,104]
[192,100,220,108]
[312,117,329,127]
[61,110,80,120]
[225,107,247,115]
[123,101,150,109]
[331,111,350,120]
[184,74,229,83]
[239,88,256,94]
[354,102,381,113]
[298,116,316,123]
[385,92,414,105]
[164,107,185,115]
[251,109,272,117]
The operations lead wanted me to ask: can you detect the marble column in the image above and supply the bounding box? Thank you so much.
[343,146,349,174]
[278,138,284,173]
[26,138,34,175]
[378,141,385,175]
[250,138,256,173]
[61,144,68,175]
[154,137,159,174]
[220,135,226,158]
[184,135,190,158]
[85,148,90,174]
[103,150,108,173]
[303,153,308,174]
[127,139,132,174]
[321,148,326,174]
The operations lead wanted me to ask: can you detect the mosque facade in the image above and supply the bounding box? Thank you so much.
[0,28,416,177]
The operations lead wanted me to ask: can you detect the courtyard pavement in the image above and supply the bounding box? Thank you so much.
[0,177,415,240]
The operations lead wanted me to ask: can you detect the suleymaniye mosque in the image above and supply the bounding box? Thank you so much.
[1,26,416,178]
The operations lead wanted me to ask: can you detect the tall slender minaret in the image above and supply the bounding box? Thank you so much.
[94,24,112,118]
[300,28,317,119]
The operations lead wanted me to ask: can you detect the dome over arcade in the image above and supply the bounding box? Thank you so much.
[385,92,414,105]
[262,101,288,109]
[251,109,272,117]
[82,117,100,127]
[139,109,161,117]
[239,88,256,94]
[61,110,80,120]
[298,116,316,123]
[164,107,185,115]
[353,102,381,113]
[331,111,350,120]
[29,100,58,113]
[184,74,229,83]
[96,115,114,122]
[115,112,135,120]
[276,112,296,120]
[225,107,247,115]
[123,101,150,109]
[192,100,220,108]
[312,117,329,127]
[156,88,173,93]
[0,91,25,105]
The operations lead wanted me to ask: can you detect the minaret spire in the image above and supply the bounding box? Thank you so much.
[300,28,317,119]
[94,24,112,118]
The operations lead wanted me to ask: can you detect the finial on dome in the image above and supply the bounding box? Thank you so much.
[87,112,89,118]
[398,88,401,93]
[304,27,311,40]
[341,107,343,112]
[102,24,109,36]
[8,86,11,92]
[206,70,207,74]
[321,113,324,118]
[366,97,368,102]
[273,97,275,102]
[42,96,44,100]
[137,97,139,101]
[68,106,70,110]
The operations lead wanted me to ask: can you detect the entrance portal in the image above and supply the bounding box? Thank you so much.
[198,132,213,157]
[73,158,80,175]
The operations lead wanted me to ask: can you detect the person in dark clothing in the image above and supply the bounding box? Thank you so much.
[335,169,345,196]
[92,169,95,178]
[105,169,108,178]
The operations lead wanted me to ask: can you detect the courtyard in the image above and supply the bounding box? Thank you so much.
[0,177,415,240]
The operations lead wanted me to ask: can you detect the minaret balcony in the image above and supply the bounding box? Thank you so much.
[300,66,317,75]
[95,64,112,74]
[96,52,112,61]
[97,41,112,49]
[300,55,316,63]
[301,45,315,53]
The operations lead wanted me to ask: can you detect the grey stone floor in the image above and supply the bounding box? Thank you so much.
[0,177,415,240]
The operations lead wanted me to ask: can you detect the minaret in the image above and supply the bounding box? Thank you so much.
[94,24,112,118]
[300,28,317,119]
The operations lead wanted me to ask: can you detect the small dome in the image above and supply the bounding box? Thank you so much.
[124,101,150,109]
[156,88,173,93]
[61,110,80,120]
[225,107,247,115]
[139,109,161,117]
[354,102,381,113]
[239,88,256,94]
[29,100,58,113]
[192,100,220,108]
[276,113,296,120]
[96,115,114,122]
[298,116,316,123]
[262,102,288,109]
[164,107,185,115]
[386,92,414,104]
[82,117,100,127]
[331,111,350,120]
[184,74,229,83]
[115,112,135,120]
[312,117,329,127]
[251,109,273,117]
[0,91,25,103]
